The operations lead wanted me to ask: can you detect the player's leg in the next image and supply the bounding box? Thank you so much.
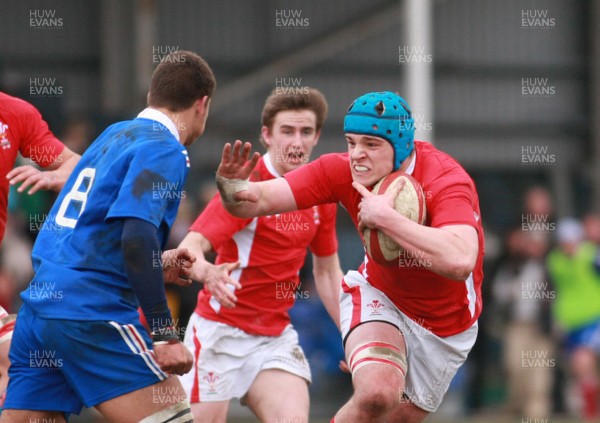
[383,309,478,423]
[0,410,66,423]
[179,314,260,423]
[568,322,600,419]
[243,324,311,422]
[333,271,412,422]
[244,369,309,423]
[571,346,599,419]
[333,321,409,423]
[1,305,83,421]
[95,375,191,423]
[17,318,192,423]
[189,400,230,423]
[381,398,429,423]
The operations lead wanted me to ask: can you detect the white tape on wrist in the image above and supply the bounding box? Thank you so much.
[215,173,249,205]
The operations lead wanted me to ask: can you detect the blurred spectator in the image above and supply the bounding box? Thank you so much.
[583,213,600,274]
[524,186,554,221]
[547,218,600,420]
[491,228,553,419]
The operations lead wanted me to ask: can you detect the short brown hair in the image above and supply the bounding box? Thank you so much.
[148,50,216,111]
[260,87,328,145]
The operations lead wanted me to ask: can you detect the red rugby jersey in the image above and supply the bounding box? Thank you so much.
[284,141,484,337]
[0,92,65,242]
[192,154,338,336]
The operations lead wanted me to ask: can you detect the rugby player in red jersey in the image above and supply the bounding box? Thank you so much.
[179,88,343,423]
[0,92,80,243]
[215,91,484,423]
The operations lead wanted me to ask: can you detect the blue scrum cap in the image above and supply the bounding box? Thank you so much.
[344,91,415,170]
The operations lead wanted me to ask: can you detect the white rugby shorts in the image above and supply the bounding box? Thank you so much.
[179,313,311,402]
[340,270,478,412]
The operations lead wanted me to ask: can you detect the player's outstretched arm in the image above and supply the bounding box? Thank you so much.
[178,231,241,308]
[122,218,192,375]
[216,140,298,218]
[7,147,80,194]
[354,181,479,281]
[312,253,343,329]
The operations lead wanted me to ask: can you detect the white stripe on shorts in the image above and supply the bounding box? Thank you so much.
[109,321,167,380]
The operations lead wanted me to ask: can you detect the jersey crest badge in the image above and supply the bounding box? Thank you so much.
[0,122,11,150]
[312,206,321,225]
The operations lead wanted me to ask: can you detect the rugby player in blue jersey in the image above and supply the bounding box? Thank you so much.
[0,50,215,423]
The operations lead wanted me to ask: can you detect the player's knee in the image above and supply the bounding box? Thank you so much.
[139,401,193,423]
[348,341,407,417]
[354,385,398,418]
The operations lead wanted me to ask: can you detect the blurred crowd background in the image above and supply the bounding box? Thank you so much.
[1,0,600,421]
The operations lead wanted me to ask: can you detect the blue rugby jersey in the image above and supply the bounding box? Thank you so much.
[22,111,189,322]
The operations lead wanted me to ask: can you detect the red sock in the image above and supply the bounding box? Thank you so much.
[581,379,599,419]
[330,418,335,423]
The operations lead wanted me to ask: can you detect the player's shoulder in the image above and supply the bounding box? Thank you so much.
[318,151,349,163]
[415,141,471,182]
[311,152,350,174]
[0,92,29,109]
[415,141,459,168]
[110,119,183,152]
[0,92,40,119]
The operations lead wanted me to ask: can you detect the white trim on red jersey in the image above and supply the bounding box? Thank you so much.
[465,273,476,318]
[209,218,258,314]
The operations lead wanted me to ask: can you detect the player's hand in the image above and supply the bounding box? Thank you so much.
[162,248,197,286]
[353,180,404,232]
[7,165,59,194]
[217,140,261,203]
[217,140,260,180]
[339,360,350,373]
[202,261,242,308]
[153,342,193,375]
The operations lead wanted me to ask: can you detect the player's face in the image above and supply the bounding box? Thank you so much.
[262,109,320,175]
[346,134,394,187]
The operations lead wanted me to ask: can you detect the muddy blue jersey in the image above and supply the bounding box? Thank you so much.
[21,113,189,323]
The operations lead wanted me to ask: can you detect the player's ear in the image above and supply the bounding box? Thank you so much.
[313,129,321,145]
[196,95,210,115]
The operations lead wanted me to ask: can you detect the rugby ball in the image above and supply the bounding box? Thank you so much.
[363,172,427,265]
